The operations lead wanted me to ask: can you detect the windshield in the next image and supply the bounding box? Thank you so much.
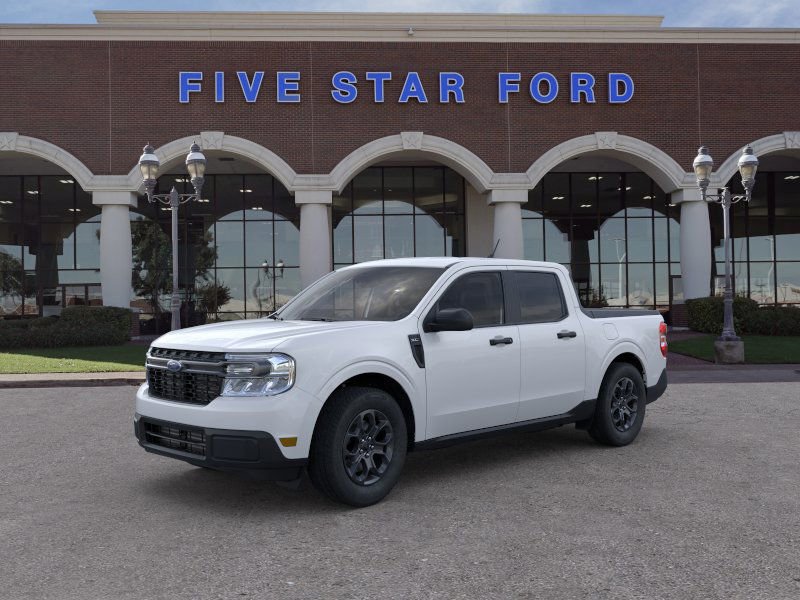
[278,266,446,322]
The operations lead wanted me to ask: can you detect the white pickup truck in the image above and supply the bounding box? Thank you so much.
[135,258,667,506]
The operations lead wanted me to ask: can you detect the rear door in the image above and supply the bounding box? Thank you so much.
[420,268,520,439]
[509,269,587,421]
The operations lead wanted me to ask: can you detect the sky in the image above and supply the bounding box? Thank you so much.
[1,0,799,27]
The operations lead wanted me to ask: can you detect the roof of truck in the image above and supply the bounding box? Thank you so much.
[339,257,567,270]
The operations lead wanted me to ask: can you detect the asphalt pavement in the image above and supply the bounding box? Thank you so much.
[1,384,798,599]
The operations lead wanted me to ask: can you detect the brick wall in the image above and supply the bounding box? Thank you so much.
[1,40,799,177]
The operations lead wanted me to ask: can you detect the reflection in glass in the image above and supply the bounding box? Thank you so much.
[544,219,570,263]
[626,219,653,263]
[628,264,654,307]
[777,263,800,304]
[522,219,544,261]
[749,262,775,304]
[384,215,414,258]
[336,166,466,266]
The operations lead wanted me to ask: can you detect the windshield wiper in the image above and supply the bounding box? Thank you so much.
[300,316,336,322]
[266,313,283,321]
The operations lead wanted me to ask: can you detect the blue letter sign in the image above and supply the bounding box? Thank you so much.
[237,71,264,103]
[179,71,203,103]
[331,71,358,103]
[399,72,428,103]
[439,72,465,103]
[277,72,301,103]
[608,73,634,104]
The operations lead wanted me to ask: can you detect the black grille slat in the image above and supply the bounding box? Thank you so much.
[143,420,206,456]
[147,347,225,405]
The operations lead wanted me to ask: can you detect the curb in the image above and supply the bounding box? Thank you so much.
[0,376,145,389]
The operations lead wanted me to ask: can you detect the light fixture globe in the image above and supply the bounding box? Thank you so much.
[737,144,759,192]
[692,146,714,194]
[138,144,160,186]
[185,142,206,179]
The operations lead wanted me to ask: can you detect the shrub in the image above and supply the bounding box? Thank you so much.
[686,296,759,335]
[0,306,132,349]
[686,296,800,336]
[746,306,800,336]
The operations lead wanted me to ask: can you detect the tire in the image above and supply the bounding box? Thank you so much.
[308,386,408,507]
[588,362,646,446]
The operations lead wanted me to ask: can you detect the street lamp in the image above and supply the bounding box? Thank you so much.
[692,144,758,360]
[138,142,206,331]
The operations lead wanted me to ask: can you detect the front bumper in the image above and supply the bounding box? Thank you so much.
[135,414,307,480]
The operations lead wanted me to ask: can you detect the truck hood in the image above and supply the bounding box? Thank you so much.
[150,319,384,353]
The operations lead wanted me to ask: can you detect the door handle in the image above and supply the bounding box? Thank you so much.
[490,336,514,346]
[557,330,577,339]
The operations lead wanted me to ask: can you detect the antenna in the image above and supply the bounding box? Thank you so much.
[488,238,501,258]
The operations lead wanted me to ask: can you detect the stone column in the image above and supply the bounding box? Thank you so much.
[674,188,711,300]
[487,189,527,259]
[93,191,137,308]
[296,190,333,289]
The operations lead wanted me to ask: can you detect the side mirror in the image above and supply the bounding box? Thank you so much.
[424,308,474,333]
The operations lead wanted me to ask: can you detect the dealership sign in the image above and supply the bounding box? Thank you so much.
[178,71,634,104]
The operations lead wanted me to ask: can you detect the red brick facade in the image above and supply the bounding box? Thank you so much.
[1,39,799,177]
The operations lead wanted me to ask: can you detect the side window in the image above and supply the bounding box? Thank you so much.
[437,271,504,327]
[513,271,567,324]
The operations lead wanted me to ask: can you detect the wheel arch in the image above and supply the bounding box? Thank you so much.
[592,343,648,399]
[315,362,422,450]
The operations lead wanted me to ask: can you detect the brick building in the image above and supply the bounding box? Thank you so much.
[0,11,798,331]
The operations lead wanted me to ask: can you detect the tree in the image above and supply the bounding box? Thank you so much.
[130,218,218,316]
[0,251,26,310]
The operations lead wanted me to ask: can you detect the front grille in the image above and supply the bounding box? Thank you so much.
[147,369,223,405]
[143,420,206,456]
[146,347,225,405]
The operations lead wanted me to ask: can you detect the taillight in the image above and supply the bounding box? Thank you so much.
[659,322,668,357]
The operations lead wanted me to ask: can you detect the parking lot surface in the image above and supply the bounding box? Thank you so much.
[1,383,798,600]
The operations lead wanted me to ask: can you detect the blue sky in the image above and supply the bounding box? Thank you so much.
[1,0,799,27]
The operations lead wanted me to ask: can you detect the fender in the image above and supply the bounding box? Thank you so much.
[312,359,426,442]
[589,340,648,400]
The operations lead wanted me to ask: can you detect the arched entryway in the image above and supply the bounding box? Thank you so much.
[0,150,101,317]
[130,151,301,333]
[710,133,800,305]
[524,134,690,313]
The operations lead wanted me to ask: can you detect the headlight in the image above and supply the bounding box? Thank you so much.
[221,353,295,397]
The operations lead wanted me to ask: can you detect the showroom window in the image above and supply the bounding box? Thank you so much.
[523,172,679,310]
[712,171,800,305]
[130,173,300,334]
[333,166,466,268]
[0,175,101,318]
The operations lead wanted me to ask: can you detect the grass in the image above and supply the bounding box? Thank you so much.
[0,345,148,374]
[669,335,800,364]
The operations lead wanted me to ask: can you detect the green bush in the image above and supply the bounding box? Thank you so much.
[686,296,758,334]
[686,296,800,336]
[747,306,800,336]
[0,306,132,349]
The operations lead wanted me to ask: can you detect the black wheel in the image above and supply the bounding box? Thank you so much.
[308,386,407,507]
[588,362,646,446]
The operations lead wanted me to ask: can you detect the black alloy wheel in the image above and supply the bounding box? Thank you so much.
[309,386,408,507]
[610,376,639,433]
[342,409,395,486]
[588,362,646,446]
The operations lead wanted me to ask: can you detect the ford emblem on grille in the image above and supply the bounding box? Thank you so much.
[166,359,183,372]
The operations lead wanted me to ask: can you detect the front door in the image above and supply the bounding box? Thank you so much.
[421,269,520,439]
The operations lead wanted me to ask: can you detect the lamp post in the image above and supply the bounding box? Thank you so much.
[692,144,758,362]
[138,142,206,331]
